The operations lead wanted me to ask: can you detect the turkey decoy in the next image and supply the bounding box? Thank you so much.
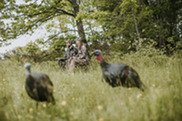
[24,62,55,108]
[91,50,146,91]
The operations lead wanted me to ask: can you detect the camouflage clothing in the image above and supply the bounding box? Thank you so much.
[75,45,90,62]
[58,46,78,68]
[61,46,78,61]
[68,45,90,72]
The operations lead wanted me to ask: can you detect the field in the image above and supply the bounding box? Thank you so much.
[0,54,182,121]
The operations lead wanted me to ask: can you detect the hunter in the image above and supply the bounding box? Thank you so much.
[56,39,78,69]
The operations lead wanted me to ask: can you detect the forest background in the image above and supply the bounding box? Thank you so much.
[0,0,181,61]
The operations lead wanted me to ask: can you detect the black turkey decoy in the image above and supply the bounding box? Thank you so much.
[92,50,146,91]
[24,62,55,108]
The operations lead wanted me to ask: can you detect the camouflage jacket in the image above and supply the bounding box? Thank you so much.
[61,46,78,61]
[76,45,90,61]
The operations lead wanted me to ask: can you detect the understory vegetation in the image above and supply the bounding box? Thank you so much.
[0,52,182,121]
[1,0,182,120]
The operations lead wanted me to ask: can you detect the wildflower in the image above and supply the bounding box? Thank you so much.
[17,115,22,119]
[61,101,67,106]
[29,108,33,112]
[97,105,103,110]
[43,103,47,108]
[137,93,142,99]
[99,117,103,121]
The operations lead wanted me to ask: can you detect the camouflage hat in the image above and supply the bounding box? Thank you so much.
[75,37,87,43]
[66,39,72,44]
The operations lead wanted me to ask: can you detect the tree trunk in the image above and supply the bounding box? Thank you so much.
[72,0,86,40]
[132,8,141,48]
[76,20,86,40]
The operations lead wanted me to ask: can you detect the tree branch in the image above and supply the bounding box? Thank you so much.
[55,9,75,17]
[67,0,73,4]
[29,0,39,5]
[2,0,76,41]
[2,14,55,41]
[45,30,78,42]
[23,14,54,34]
[28,11,50,17]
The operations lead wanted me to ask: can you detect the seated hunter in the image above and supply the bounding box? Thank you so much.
[67,37,90,72]
[56,39,78,68]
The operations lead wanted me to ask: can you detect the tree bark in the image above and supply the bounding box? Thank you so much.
[76,20,86,40]
[72,0,86,40]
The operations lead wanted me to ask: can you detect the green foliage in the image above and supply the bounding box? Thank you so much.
[0,0,84,42]
[2,34,79,63]
[0,54,182,121]
[25,42,40,54]
[0,0,182,58]
[88,0,182,53]
[135,38,164,56]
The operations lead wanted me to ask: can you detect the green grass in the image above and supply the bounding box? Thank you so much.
[0,55,182,121]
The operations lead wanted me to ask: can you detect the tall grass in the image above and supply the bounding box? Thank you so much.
[0,54,182,121]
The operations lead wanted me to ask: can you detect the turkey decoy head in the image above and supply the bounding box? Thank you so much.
[92,50,101,56]
[24,62,31,75]
[24,62,31,68]
[91,50,104,63]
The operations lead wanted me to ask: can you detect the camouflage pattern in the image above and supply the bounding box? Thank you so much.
[58,46,78,68]
[61,46,78,61]
[67,45,90,72]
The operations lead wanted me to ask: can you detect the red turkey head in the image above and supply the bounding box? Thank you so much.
[92,50,104,63]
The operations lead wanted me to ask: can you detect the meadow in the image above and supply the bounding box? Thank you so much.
[0,53,182,121]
